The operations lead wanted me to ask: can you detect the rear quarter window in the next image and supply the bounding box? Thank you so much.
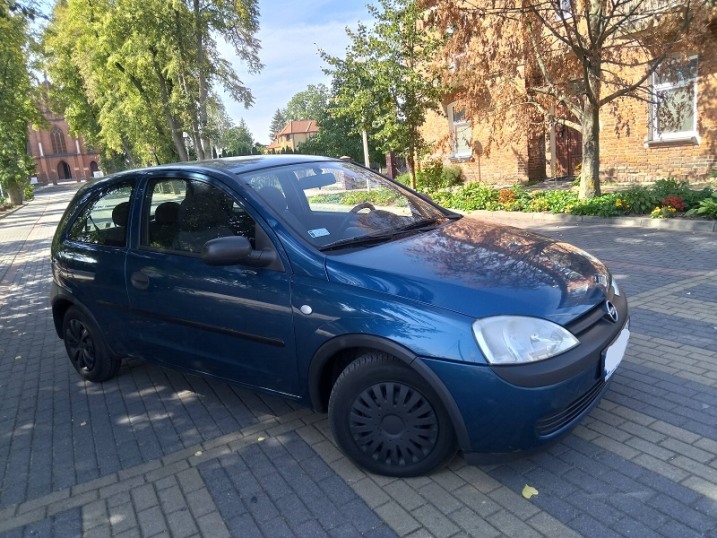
[67,183,134,247]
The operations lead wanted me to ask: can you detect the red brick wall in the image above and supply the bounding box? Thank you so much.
[600,43,717,183]
[422,37,717,185]
[422,107,536,184]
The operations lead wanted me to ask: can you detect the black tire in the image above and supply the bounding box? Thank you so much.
[62,306,121,382]
[328,352,456,477]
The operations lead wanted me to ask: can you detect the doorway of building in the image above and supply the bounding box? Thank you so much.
[57,161,72,180]
[555,125,582,178]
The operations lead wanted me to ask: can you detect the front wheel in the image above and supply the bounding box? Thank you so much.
[328,352,456,477]
[62,307,121,382]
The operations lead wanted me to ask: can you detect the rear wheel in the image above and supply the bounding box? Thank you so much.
[62,307,120,382]
[328,352,456,477]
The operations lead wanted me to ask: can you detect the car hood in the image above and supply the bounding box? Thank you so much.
[324,217,611,325]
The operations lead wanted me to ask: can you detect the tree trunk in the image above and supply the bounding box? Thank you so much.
[579,99,601,199]
[407,152,417,190]
[7,185,23,206]
[194,0,211,160]
[579,0,603,200]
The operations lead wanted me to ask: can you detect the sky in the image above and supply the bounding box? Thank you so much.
[219,0,374,145]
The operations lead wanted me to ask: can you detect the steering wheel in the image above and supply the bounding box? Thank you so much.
[339,202,376,234]
[350,202,375,214]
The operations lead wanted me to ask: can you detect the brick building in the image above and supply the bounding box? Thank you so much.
[27,103,100,185]
[421,10,717,185]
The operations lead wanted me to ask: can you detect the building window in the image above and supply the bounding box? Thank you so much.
[650,56,698,142]
[447,103,472,158]
[51,127,67,154]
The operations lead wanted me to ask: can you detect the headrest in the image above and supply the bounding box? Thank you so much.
[112,202,130,227]
[179,192,231,231]
[155,201,180,225]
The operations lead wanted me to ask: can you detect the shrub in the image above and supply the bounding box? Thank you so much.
[531,190,578,213]
[660,194,686,212]
[408,160,464,191]
[620,186,658,215]
[434,182,500,211]
[24,184,35,202]
[569,193,623,217]
[686,193,717,219]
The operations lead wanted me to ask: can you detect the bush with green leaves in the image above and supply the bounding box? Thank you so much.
[569,193,624,217]
[397,161,463,191]
[531,190,579,213]
[24,184,34,202]
[686,192,717,219]
[432,182,501,211]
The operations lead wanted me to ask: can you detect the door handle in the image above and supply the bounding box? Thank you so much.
[130,271,150,290]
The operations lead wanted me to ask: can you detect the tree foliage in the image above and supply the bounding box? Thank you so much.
[428,0,711,198]
[296,81,384,165]
[43,0,261,167]
[269,108,286,140]
[221,119,255,156]
[0,0,42,205]
[284,83,330,121]
[322,0,444,188]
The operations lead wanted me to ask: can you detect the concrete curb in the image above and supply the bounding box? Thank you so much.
[468,209,717,233]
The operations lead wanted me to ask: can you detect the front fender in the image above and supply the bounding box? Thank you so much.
[307,333,472,454]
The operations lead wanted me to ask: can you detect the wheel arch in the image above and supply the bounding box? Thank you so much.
[307,334,472,453]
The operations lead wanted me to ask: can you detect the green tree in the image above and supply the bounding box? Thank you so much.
[221,119,255,156]
[297,80,384,165]
[429,0,709,198]
[0,1,42,205]
[284,83,330,121]
[269,108,286,140]
[322,0,444,189]
[43,0,261,166]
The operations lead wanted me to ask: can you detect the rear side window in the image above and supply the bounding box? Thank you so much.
[67,183,134,247]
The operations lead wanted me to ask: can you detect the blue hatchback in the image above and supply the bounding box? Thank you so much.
[51,155,629,476]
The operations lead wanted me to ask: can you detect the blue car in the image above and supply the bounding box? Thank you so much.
[50,155,629,476]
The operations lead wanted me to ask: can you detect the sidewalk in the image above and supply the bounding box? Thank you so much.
[1,186,716,537]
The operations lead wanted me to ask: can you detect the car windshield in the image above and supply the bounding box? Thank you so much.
[238,161,457,250]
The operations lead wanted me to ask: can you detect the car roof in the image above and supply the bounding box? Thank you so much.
[112,154,341,179]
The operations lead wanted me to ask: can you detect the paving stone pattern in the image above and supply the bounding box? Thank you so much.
[1,185,716,537]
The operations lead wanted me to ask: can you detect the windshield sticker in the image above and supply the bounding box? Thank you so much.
[308,228,330,238]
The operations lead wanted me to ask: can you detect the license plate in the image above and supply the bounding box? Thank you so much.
[604,323,630,380]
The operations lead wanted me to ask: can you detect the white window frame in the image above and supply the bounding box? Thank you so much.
[447,103,472,159]
[650,56,698,143]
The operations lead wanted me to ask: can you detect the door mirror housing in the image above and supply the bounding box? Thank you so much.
[202,236,278,268]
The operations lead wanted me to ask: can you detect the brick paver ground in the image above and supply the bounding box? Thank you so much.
[1,183,716,537]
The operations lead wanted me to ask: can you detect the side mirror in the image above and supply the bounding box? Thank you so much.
[202,236,278,268]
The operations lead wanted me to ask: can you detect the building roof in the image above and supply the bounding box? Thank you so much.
[276,120,319,137]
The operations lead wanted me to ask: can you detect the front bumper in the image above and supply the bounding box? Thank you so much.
[419,293,629,458]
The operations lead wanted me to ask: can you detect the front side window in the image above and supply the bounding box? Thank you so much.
[447,103,472,158]
[651,57,698,141]
[68,183,133,246]
[142,178,256,254]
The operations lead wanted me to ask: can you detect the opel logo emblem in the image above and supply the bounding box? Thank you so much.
[605,301,619,323]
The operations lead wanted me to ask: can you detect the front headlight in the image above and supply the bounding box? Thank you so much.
[472,316,579,365]
[611,276,621,297]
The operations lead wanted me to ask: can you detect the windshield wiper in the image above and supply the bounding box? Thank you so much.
[398,214,460,232]
[319,232,399,252]
[320,214,460,252]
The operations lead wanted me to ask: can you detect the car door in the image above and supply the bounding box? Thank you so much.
[124,171,298,396]
[53,178,137,357]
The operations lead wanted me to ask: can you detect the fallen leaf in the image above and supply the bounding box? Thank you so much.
[194,450,203,457]
[522,485,539,500]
